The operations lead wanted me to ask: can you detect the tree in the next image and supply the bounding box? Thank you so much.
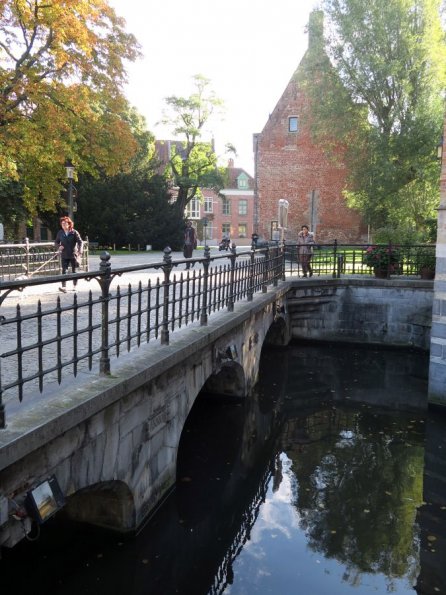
[0,177,28,239]
[0,0,141,214]
[74,171,183,250]
[160,74,231,216]
[305,0,446,231]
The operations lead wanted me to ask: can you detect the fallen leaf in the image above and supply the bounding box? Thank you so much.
[427,535,437,542]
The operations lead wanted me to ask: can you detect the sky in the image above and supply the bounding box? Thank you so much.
[109,0,320,176]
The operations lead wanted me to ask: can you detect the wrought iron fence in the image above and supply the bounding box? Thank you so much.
[0,241,435,428]
[284,241,436,278]
[0,238,90,281]
[0,245,284,428]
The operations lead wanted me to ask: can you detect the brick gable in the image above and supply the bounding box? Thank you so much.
[254,11,366,243]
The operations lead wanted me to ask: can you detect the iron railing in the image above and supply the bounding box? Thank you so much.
[0,238,90,281]
[0,241,436,428]
[283,241,436,278]
[0,244,284,428]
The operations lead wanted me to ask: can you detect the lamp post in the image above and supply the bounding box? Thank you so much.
[65,161,75,220]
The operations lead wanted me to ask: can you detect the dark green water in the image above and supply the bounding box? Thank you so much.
[2,343,446,595]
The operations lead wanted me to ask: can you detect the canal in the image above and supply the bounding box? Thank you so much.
[1,342,445,594]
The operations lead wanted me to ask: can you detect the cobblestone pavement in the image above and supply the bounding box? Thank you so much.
[0,249,237,418]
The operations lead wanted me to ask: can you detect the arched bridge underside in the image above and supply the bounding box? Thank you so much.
[0,285,290,550]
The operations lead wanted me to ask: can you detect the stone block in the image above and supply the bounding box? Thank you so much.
[0,495,8,526]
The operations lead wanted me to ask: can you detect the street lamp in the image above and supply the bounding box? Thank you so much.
[65,161,75,220]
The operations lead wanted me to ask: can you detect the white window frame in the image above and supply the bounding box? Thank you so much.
[288,116,298,132]
[238,199,248,216]
[185,198,200,219]
[204,196,213,213]
[222,198,231,215]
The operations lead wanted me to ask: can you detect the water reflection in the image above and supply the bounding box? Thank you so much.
[1,343,445,595]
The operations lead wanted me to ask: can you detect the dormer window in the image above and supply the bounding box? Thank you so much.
[288,116,298,133]
[237,173,249,190]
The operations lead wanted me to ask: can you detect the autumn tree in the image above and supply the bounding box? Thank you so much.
[0,0,141,214]
[305,0,446,231]
[160,74,232,216]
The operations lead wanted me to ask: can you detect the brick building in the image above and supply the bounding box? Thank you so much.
[183,158,254,246]
[254,11,366,243]
[156,140,255,245]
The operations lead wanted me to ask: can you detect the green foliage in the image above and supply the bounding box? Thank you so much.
[306,0,446,229]
[74,172,184,250]
[0,177,28,240]
[415,246,436,270]
[373,226,424,245]
[160,74,233,214]
[363,245,401,268]
[0,0,141,212]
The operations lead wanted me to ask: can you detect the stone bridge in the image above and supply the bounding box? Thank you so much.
[0,274,438,553]
[0,284,290,551]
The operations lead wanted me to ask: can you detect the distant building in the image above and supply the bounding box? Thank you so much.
[155,140,255,245]
[254,11,366,243]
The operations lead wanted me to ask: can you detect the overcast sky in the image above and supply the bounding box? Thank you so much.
[109,0,320,175]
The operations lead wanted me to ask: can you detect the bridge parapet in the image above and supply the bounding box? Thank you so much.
[0,284,290,551]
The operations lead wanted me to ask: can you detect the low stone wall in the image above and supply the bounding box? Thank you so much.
[287,277,433,350]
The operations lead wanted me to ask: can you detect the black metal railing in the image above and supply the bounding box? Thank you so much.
[283,241,436,278]
[0,244,284,427]
[0,241,436,428]
[0,238,90,281]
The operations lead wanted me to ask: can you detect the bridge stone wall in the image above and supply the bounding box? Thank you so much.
[288,278,433,350]
[0,286,290,550]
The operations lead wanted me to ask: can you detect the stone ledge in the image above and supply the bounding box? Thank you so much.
[0,284,289,471]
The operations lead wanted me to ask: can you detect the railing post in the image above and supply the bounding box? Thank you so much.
[227,243,237,312]
[200,245,211,325]
[0,326,5,427]
[247,247,255,301]
[387,241,392,278]
[25,237,30,277]
[161,246,172,344]
[262,246,269,292]
[98,252,112,375]
[332,240,338,278]
[281,240,286,281]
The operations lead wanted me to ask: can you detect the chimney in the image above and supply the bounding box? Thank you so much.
[228,158,234,168]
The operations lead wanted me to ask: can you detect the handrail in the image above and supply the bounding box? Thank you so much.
[0,246,284,428]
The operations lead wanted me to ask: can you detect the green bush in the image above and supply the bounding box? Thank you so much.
[373,226,423,245]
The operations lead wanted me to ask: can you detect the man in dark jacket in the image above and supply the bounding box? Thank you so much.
[183,220,197,269]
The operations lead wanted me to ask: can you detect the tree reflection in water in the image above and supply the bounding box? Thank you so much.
[1,342,445,595]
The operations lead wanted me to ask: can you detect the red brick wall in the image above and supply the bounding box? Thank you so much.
[255,77,366,243]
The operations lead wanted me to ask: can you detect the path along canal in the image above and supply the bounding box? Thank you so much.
[1,341,445,595]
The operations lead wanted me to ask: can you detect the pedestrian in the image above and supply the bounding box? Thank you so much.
[54,216,84,292]
[297,224,315,278]
[183,220,197,269]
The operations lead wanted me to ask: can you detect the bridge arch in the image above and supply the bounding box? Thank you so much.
[0,285,289,549]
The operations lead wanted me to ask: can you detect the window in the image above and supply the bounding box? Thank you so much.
[238,224,247,238]
[288,116,298,133]
[185,198,200,219]
[222,223,231,237]
[237,175,249,190]
[238,200,248,216]
[204,196,213,213]
[222,198,231,215]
